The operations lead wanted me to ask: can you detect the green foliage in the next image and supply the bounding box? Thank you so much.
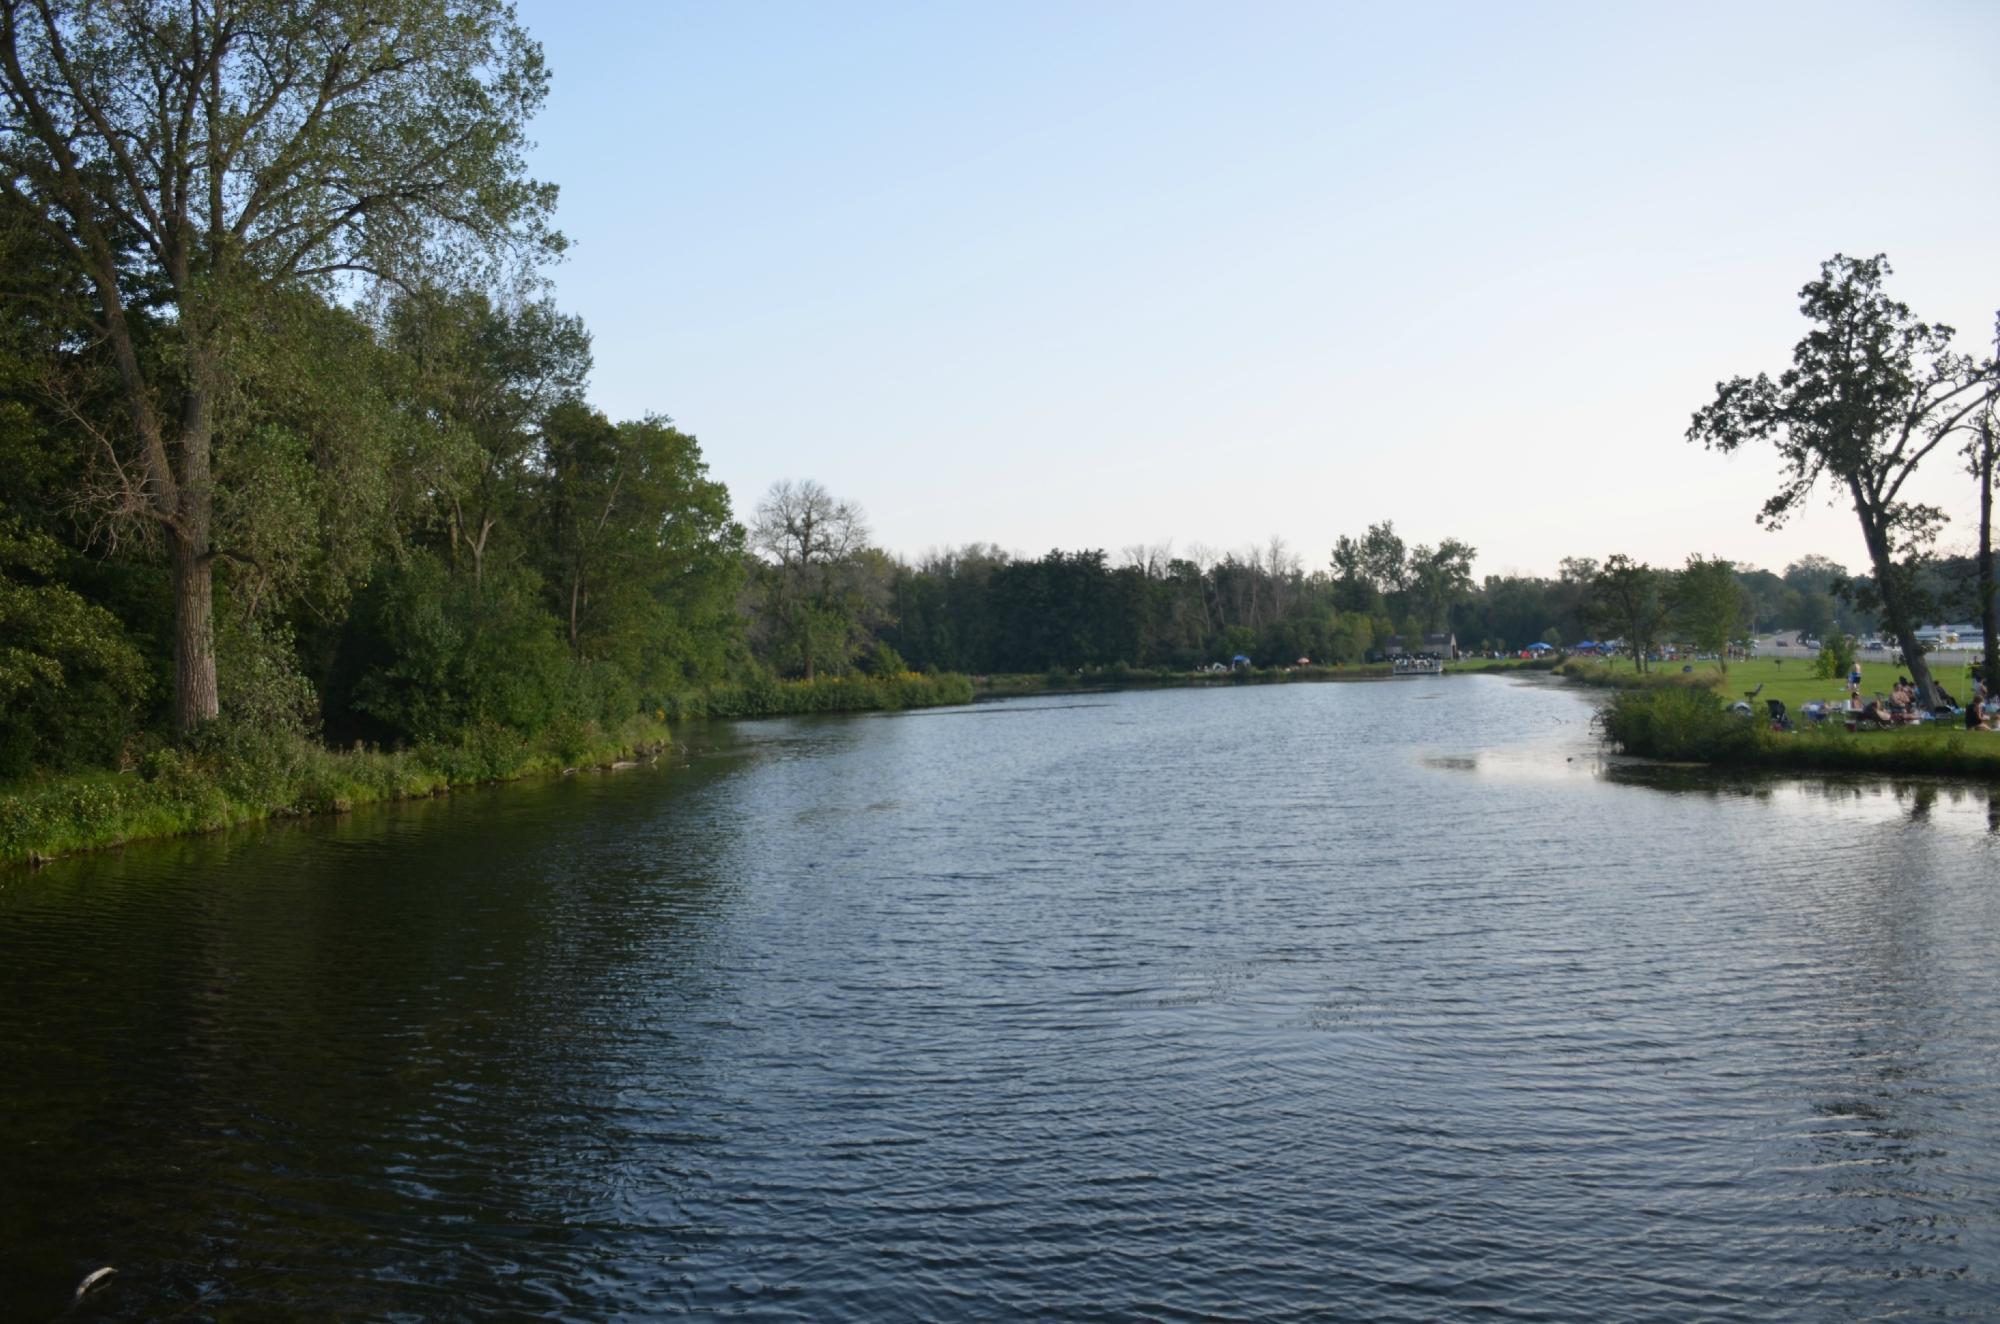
[857,641,909,677]
[1558,657,1716,690]
[0,521,150,776]
[1812,634,1858,682]
[345,553,582,742]
[1589,556,1667,672]
[745,480,884,680]
[217,612,321,738]
[0,712,672,864]
[1,0,564,730]
[1600,687,1760,761]
[1673,555,1750,671]
[664,672,973,721]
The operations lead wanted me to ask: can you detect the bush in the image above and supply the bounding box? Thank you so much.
[0,521,151,776]
[856,642,908,677]
[346,554,582,743]
[1813,635,1857,682]
[1600,686,1761,761]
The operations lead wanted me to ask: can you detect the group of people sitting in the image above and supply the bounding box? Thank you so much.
[1843,675,2000,729]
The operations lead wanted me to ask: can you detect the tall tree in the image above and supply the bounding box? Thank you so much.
[1590,555,1666,673]
[1972,379,1997,693]
[389,288,589,588]
[1673,555,1749,675]
[1406,538,1476,635]
[748,479,874,681]
[1687,255,1996,705]
[1968,313,2000,694]
[0,0,559,731]
[1331,521,1407,616]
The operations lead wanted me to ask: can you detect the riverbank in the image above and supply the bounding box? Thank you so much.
[1,672,976,866]
[1598,683,2000,779]
[973,656,1547,699]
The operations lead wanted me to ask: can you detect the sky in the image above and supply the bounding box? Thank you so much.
[511,0,2000,581]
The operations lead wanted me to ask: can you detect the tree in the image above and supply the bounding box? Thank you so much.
[748,479,874,681]
[1330,521,1406,616]
[1791,590,1836,643]
[1406,538,1476,634]
[0,0,559,731]
[1590,555,1666,672]
[1977,405,1997,692]
[1968,316,1998,693]
[1688,255,1997,705]
[389,288,590,588]
[1673,555,1749,675]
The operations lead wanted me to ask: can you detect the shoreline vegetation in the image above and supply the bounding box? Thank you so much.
[1580,657,2000,779]
[1,672,973,866]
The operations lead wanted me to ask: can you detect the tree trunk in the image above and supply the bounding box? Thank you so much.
[1857,506,1940,705]
[1981,414,1996,694]
[168,528,219,734]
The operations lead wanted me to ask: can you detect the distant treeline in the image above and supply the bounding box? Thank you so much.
[872,531,1988,675]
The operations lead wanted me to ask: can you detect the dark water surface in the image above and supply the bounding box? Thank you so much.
[4,676,1998,1320]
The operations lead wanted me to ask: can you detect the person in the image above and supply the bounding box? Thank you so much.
[1847,683,1862,713]
[1966,704,1997,732]
[1860,697,1896,726]
[1849,660,1863,691]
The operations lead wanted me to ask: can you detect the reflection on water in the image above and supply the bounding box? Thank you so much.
[2,676,1997,1320]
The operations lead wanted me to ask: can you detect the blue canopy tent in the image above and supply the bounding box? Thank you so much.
[1525,642,1555,653]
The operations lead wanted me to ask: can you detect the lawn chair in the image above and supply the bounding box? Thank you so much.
[1766,698,1792,732]
[1744,682,1765,701]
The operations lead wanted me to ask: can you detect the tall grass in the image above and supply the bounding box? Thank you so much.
[0,714,668,866]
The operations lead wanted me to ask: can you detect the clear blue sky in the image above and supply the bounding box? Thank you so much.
[513,0,2000,581]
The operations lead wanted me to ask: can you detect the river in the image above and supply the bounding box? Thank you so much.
[3,675,1997,1320]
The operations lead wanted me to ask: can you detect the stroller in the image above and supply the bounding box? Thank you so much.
[1766,698,1793,733]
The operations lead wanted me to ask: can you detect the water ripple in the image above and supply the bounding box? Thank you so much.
[3,678,1998,1319]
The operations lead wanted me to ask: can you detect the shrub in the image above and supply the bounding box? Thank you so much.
[1813,635,1857,681]
[1600,686,1761,761]
[0,521,151,776]
[856,642,908,677]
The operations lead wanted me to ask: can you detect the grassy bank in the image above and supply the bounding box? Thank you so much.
[1599,684,2000,778]
[2,672,977,866]
[0,713,670,866]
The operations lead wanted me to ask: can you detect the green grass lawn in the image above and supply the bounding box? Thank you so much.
[1569,653,1987,714]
